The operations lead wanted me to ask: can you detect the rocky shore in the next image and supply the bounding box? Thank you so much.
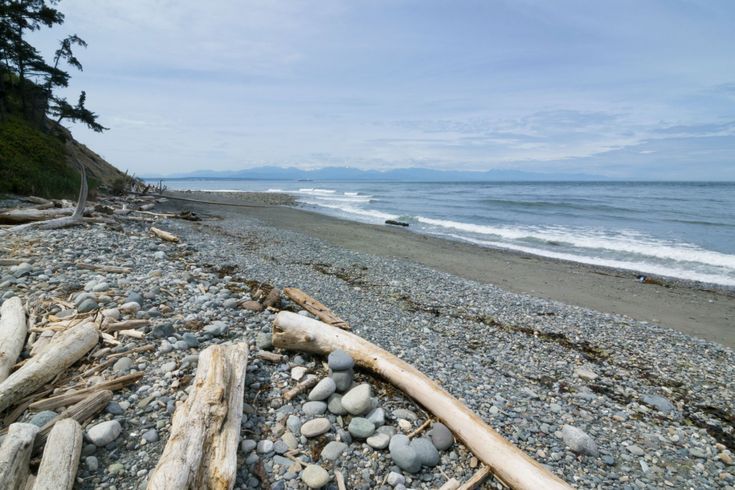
[0,194,733,489]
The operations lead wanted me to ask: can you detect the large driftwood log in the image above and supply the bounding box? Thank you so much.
[147,343,248,490]
[0,207,76,225]
[0,297,27,382]
[32,419,82,490]
[273,312,571,490]
[283,287,350,330]
[0,423,38,489]
[0,322,98,412]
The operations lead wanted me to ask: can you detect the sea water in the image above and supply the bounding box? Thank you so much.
[163,180,735,287]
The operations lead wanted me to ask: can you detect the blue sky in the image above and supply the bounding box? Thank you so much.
[32,0,735,179]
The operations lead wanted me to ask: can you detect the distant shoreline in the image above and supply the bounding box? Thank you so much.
[163,190,735,348]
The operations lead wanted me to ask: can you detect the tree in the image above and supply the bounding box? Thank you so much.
[50,90,107,132]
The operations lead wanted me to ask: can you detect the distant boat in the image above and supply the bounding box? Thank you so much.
[297,179,313,182]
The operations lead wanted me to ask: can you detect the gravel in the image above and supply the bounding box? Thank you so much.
[1,194,732,490]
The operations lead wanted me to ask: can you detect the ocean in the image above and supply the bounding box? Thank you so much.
[162,180,735,287]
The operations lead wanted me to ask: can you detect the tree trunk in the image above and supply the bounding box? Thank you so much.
[272,312,571,490]
[0,297,27,382]
[0,322,98,412]
[0,423,38,490]
[32,419,82,490]
[147,343,248,490]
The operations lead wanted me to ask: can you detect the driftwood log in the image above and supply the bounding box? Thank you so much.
[273,311,571,490]
[32,419,82,490]
[0,423,38,489]
[147,343,248,490]
[0,297,27,382]
[283,287,350,330]
[33,390,112,449]
[0,322,98,412]
[0,207,77,225]
[150,227,179,242]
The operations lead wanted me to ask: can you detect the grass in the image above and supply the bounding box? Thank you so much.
[0,116,84,198]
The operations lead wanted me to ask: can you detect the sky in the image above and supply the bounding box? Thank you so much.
[31,0,735,179]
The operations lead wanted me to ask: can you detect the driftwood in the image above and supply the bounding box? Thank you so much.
[150,227,179,242]
[0,297,27,382]
[28,372,143,411]
[147,343,248,490]
[32,419,82,490]
[34,390,112,449]
[0,207,76,225]
[0,423,38,489]
[273,312,571,490]
[282,374,318,401]
[458,466,492,490]
[103,319,149,333]
[283,288,350,330]
[0,322,99,412]
[76,262,131,274]
[256,350,285,363]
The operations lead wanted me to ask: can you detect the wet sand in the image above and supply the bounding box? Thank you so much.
[164,191,735,348]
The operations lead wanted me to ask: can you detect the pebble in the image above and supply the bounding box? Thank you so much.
[348,417,376,438]
[327,394,347,415]
[301,464,330,488]
[393,408,418,421]
[330,369,353,392]
[142,429,159,443]
[642,394,676,413]
[77,298,98,313]
[303,401,328,416]
[203,320,228,336]
[341,383,372,415]
[87,420,122,446]
[320,441,348,461]
[85,456,99,471]
[29,410,57,427]
[241,439,257,453]
[387,472,405,486]
[366,407,385,426]
[113,356,133,373]
[428,422,454,450]
[389,435,421,473]
[257,440,274,453]
[256,332,273,350]
[301,418,331,438]
[308,377,337,401]
[328,350,354,370]
[561,425,598,456]
[367,432,391,449]
[411,437,440,467]
[291,366,307,381]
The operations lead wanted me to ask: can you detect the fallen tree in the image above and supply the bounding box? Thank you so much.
[147,342,248,490]
[272,311,571,490]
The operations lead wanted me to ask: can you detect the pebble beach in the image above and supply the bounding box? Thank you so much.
[1,192,733,489]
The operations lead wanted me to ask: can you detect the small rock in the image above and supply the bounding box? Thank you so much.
[85,456,99,471]
[113,357,133,374]
[281,432,298,450]
[428,422,454,450]
[330,369,353,392]
[119,301,140,313]
[327,394,347,415]
[561,425,598,456]
[29,410,57,427]
[367,432,390,449]
[256,332,273,350]
[642,394,675,413]
[303,401,328,416]
[142,429,159,443]
[366,407,385,426]
[308,378,337,401]
[392,408,417,421]
[387,472,405,487]
[291,366,307,381]
[203,320,228,336]
[348,417,375,439]
[301,418,331,438]
[389,435,421,473]
[320,441,348,461]
[241,300,264,312]
[77,298,98,313]
[627,444,645,457]
[301,464,330,488]
[257,440,274,454]
[286,415,302,434]
[328,350,354,370]
[411,437,440,467]
[152,323,175,338]
[241,439,257,453]
[87,420,122,446]
[575,366,598,381]
[341,383,372,415]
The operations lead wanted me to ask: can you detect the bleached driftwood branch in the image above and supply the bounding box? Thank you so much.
[32,419,82,490]
[150,227,179,242]
[272,311,571,490]
[0,322,98,412]
[0,297,27,383]
[283,287,350,330]
[0,423,38,489]
[147,343,248,490]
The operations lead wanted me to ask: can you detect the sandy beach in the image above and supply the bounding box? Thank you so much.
[164,190,735,348]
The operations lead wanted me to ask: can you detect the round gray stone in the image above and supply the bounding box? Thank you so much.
[390,441,421,473]
[308,378,336,401]
[428,422,454,450]
[29,410,57,427]
[320,441,348,461]
[561,424,598,456]
[86,420,122,446]
[327,350,354,370]
[410,437,440,467]
[327,394,347,415]
[330,369,353,392]
[366,432,390,449]
[301,418,331,438]
[301,464,330,488]
[302,401,328,417]
[341,383,372,415]
[348,417,375,439]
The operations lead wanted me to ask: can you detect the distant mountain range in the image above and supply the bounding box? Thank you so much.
[142,166,605,181]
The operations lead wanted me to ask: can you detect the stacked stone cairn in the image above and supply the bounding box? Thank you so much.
[297,349,455,487]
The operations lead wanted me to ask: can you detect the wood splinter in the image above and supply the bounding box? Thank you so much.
[273,311,571,490]
[150,227,179,242]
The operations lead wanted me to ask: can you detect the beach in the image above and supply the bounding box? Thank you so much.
[165,190,735,348]
[1,191,733,489]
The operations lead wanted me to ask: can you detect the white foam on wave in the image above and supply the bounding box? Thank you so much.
[417,216,735,269]
[298,188,336,194]
[299,200,398,221]
[444,234,735,287]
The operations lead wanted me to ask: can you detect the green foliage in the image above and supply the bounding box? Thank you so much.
[0,116,80,197]
[110,174,132,195]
